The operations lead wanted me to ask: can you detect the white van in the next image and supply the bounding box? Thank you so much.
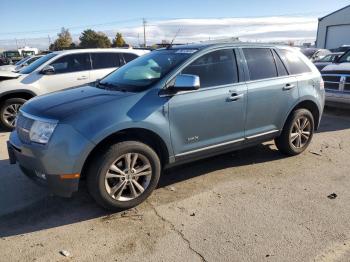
[0,48,149,129]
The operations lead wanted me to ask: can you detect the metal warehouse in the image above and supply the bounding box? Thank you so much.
[316,5,350,49]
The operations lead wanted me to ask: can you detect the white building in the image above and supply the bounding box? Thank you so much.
[316,5,350,49]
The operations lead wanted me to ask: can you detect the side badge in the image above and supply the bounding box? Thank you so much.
[187,136,199,143]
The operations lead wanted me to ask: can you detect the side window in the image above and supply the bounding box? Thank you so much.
[123,53,138,63]
[49,53,91,74]
[278,49,311,75]
[243,48,277,80]
[273,50,288,76]
[91,53,120,69]
[182,49,238,88]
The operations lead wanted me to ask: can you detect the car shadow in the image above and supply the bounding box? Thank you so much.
[0,143,283,238]
[318,107,350,133]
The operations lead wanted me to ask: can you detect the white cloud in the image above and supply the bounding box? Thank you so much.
[0,16,318,49]
[110,16,318,45]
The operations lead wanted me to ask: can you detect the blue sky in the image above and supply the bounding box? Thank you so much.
[0,0,349,48]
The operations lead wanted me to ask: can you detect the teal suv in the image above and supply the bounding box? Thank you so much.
[8,43,325,210]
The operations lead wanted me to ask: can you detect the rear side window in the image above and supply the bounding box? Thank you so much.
[91,53,121,69]
[243,48,277,80]
[273,50,288,76]
[50,53,91,74]
[278,49,311,75]
[123,53,138,63]
[182,49,238,88]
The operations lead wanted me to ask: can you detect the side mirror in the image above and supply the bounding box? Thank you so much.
[41,65,55,75]
[172,74,200,91]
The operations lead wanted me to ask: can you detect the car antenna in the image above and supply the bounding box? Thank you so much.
[167,28,181,49]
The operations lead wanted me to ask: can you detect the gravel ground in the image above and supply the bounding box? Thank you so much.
[0,107,350,262]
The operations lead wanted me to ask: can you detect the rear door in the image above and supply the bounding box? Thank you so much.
[36,53,92,93]
[242,48,298,139]
[168,48,247,158]
[89,52,122,82]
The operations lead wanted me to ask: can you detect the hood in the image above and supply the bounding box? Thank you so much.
[0,71,21,80]
[21,85,135,121]
[0,65,16,71]
[322,62,350,73]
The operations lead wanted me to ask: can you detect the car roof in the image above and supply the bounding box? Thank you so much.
[163,42,294,51]
[52,48,149,56]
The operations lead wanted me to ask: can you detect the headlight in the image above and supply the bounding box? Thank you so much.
[29,120,57,144]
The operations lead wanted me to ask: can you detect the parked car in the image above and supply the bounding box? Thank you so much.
[331,45,350,53]
[321,50,350,107]
[313,52,343,71]
[300,48,331,62]
[7,43,324,210]
[0,55,43,72]
[0,48,149,130]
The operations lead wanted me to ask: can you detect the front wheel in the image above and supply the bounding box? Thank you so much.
[87,141,161,211]
[275,108,314,156]
[0,98,27,130]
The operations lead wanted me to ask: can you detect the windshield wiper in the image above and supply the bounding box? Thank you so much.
[97,81,128,92]
[97,81,117,89]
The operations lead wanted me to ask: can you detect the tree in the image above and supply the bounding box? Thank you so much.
[50,27,73,51]
[79,29,111,48]
[112,33,126,47]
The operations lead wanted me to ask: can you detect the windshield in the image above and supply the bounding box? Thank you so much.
[99,49,196,92]
[4,51,20,58]
[15,56,31,66]
[338,51,350,63]
[19,53,57,74]
[317,54,333,62]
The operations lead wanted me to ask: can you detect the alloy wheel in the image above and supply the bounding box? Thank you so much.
[104,153,152,201]
[290,116,311,149]
[2,103,21,128]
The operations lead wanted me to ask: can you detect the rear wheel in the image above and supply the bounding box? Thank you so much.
[275,108,314,156]
[0,98,27,131]
[87,141,161,211]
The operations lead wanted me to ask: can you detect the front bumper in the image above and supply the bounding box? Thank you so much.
[8,124,95,197]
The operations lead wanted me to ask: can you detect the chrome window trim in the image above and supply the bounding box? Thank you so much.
[159,82,245,97]
[19,110,59,124]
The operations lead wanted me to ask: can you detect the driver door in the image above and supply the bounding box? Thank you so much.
[168,49,247,160]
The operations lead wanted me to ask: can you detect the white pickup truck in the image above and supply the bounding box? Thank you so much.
[321,50,350,108]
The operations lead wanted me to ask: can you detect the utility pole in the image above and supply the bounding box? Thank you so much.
[142,18,147,47]
[15,38,18,49]
[48,35,52,46]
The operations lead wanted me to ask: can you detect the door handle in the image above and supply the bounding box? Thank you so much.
[227,91,244,101]
[77,76,88,80]
[283,83,296,90]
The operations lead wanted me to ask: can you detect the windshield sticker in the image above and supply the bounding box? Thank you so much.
[175,49,198,54]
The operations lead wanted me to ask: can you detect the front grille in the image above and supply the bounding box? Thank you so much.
[322,74,350,92]
[345,84,350,92]
[322,75,341,83]
[16,113,34,144]
[324,82,340,90]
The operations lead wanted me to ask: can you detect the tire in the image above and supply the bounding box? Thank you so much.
[87,141,161,211]
[275,108,314,156]
[0,98,27,131]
